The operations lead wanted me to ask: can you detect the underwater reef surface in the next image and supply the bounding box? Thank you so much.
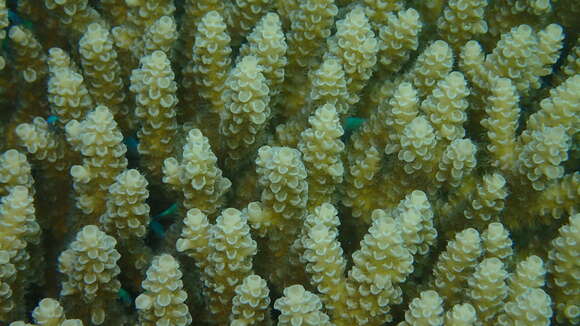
[0,0,578,325]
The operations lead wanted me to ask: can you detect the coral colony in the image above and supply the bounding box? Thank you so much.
[0,0,578,325]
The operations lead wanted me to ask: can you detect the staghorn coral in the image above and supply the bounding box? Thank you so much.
[0,1,578,326]
[135,254,192,326]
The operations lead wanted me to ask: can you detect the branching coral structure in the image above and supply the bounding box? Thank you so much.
[0,0,578,325]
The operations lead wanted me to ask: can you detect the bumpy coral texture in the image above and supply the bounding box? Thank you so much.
[0,1,578,326]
